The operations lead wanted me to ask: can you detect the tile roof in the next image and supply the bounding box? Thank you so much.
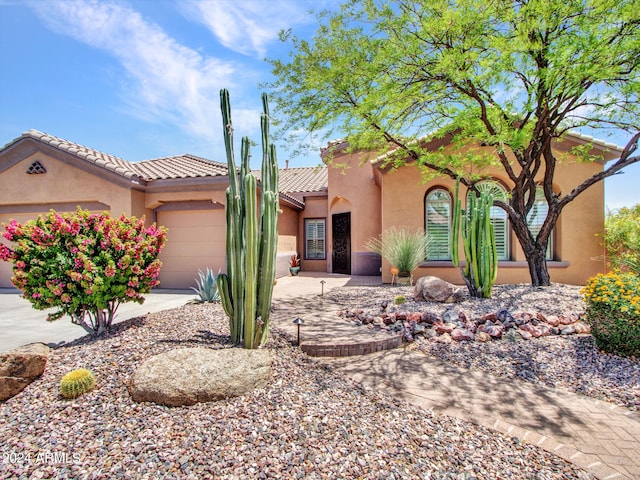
[133,154,228,179]
[3,130,327,193]
[14,129,141,180]
[254,166,328,194]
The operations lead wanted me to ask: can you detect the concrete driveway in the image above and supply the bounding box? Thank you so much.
[0,288,194,353]
[0,272,381,353]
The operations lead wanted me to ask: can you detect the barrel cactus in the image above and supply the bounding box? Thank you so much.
[216,89,279,348]
[451,179,499,298]
[59,368,96,399]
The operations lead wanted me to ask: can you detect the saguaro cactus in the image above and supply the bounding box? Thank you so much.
[216,89,279,348]
[451,179,498,298]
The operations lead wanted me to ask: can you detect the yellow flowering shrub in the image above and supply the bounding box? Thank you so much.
[581,271,640,357]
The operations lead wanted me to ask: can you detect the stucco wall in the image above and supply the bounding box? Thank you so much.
[326,155,382,275]
[298,195,329,272]
[278,204,300,277]
[0,149,133,215]
[322,138,607,286]
[378,154,605,286]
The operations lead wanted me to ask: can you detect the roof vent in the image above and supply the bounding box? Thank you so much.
[26,161,47,174]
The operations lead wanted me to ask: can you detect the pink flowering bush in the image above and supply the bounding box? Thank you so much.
[0,209,167,335]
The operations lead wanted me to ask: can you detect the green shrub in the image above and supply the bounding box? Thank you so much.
[581,271,640,357]
[393,295,407,305]
[365,228,429,275]
[59,368,96,399]
[603,204,640,273]
[191,268,220,303]
[0,209,167,336]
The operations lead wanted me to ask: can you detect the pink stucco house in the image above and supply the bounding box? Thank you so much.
[0,129,621,288]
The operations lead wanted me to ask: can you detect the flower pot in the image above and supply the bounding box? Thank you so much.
[289,267,301,276]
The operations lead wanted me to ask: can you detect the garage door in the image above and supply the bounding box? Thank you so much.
[156,209,226,289]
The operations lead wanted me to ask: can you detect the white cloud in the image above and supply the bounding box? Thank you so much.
[182,0,316,58]
[29,0,238,144]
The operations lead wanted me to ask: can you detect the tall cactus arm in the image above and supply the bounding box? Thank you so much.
[221,89,238,199]
[216,273,234,319]
[451,179,461,267]
[258,191,278,344]
[244,173,259,348]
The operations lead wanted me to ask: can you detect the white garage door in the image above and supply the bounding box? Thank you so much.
[157,209,226,289]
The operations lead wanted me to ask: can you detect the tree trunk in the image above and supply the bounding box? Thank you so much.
[509,212,552,287]
[525,246,551,286]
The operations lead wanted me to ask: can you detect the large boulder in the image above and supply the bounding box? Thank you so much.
[128,347,272,407]
[0,343,50,401]
[413,276,465,303]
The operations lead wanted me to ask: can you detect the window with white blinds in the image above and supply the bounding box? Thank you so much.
[470,181,510,261]
[425,188,451,260]
[526,187,553,259]
[305,218,326,259]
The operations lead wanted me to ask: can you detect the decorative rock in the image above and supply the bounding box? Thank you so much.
[434,322,456,334]
[480,312,498,323]
[464,320,478,334]
[559,314,578,325]
[451,328,474,342]
[407,312,422,323]
[538,324,552,337]
[520,323,540,338]
[475,332,492,342]
[458,310,471,323]
[395,312,408,321]
[442,309,459,324]
[574,321,591,334]
[413,276,465,303]
[546,315,560,327]
[485,325,503,338]
[517,329,533,340]
[434,333,452,344]
[0,343,50,402]
[420,311,439,324]
[0,343,50,378]
[497,309,515,324]
[129,348,271,407]
[561,325,576,335]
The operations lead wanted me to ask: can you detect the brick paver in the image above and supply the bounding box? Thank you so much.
[270,274,640,480]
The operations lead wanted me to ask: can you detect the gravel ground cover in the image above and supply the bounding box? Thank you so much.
[1,302,592,479]
[327,283,640,411]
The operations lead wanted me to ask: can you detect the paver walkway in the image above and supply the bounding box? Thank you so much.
[271,273,640,480]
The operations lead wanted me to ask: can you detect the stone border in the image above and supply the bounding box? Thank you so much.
[301,334,403,357]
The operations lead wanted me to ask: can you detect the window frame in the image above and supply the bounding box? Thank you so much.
[304,218,326,260]
[424,187,452,260]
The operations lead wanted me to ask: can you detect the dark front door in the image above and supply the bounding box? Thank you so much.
[332,212,351,274]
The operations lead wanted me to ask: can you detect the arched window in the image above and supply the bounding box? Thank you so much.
[526,186,553,259]
[469,181,510,261]
[424,188,451,260]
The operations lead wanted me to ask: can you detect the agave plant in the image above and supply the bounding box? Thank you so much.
[191,268,220,303]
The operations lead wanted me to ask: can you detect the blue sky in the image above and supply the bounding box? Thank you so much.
[0,0,638,210]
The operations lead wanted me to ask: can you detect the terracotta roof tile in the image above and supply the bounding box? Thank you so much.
[4,130,327,192]
[15,129,141,180]
[133,154,228,180]
[254,166,328,194]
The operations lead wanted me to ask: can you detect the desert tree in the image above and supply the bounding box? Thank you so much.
[268,0,640,285]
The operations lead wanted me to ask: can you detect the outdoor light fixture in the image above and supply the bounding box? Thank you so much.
[292,318,304,346]
[320,280,326,296]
